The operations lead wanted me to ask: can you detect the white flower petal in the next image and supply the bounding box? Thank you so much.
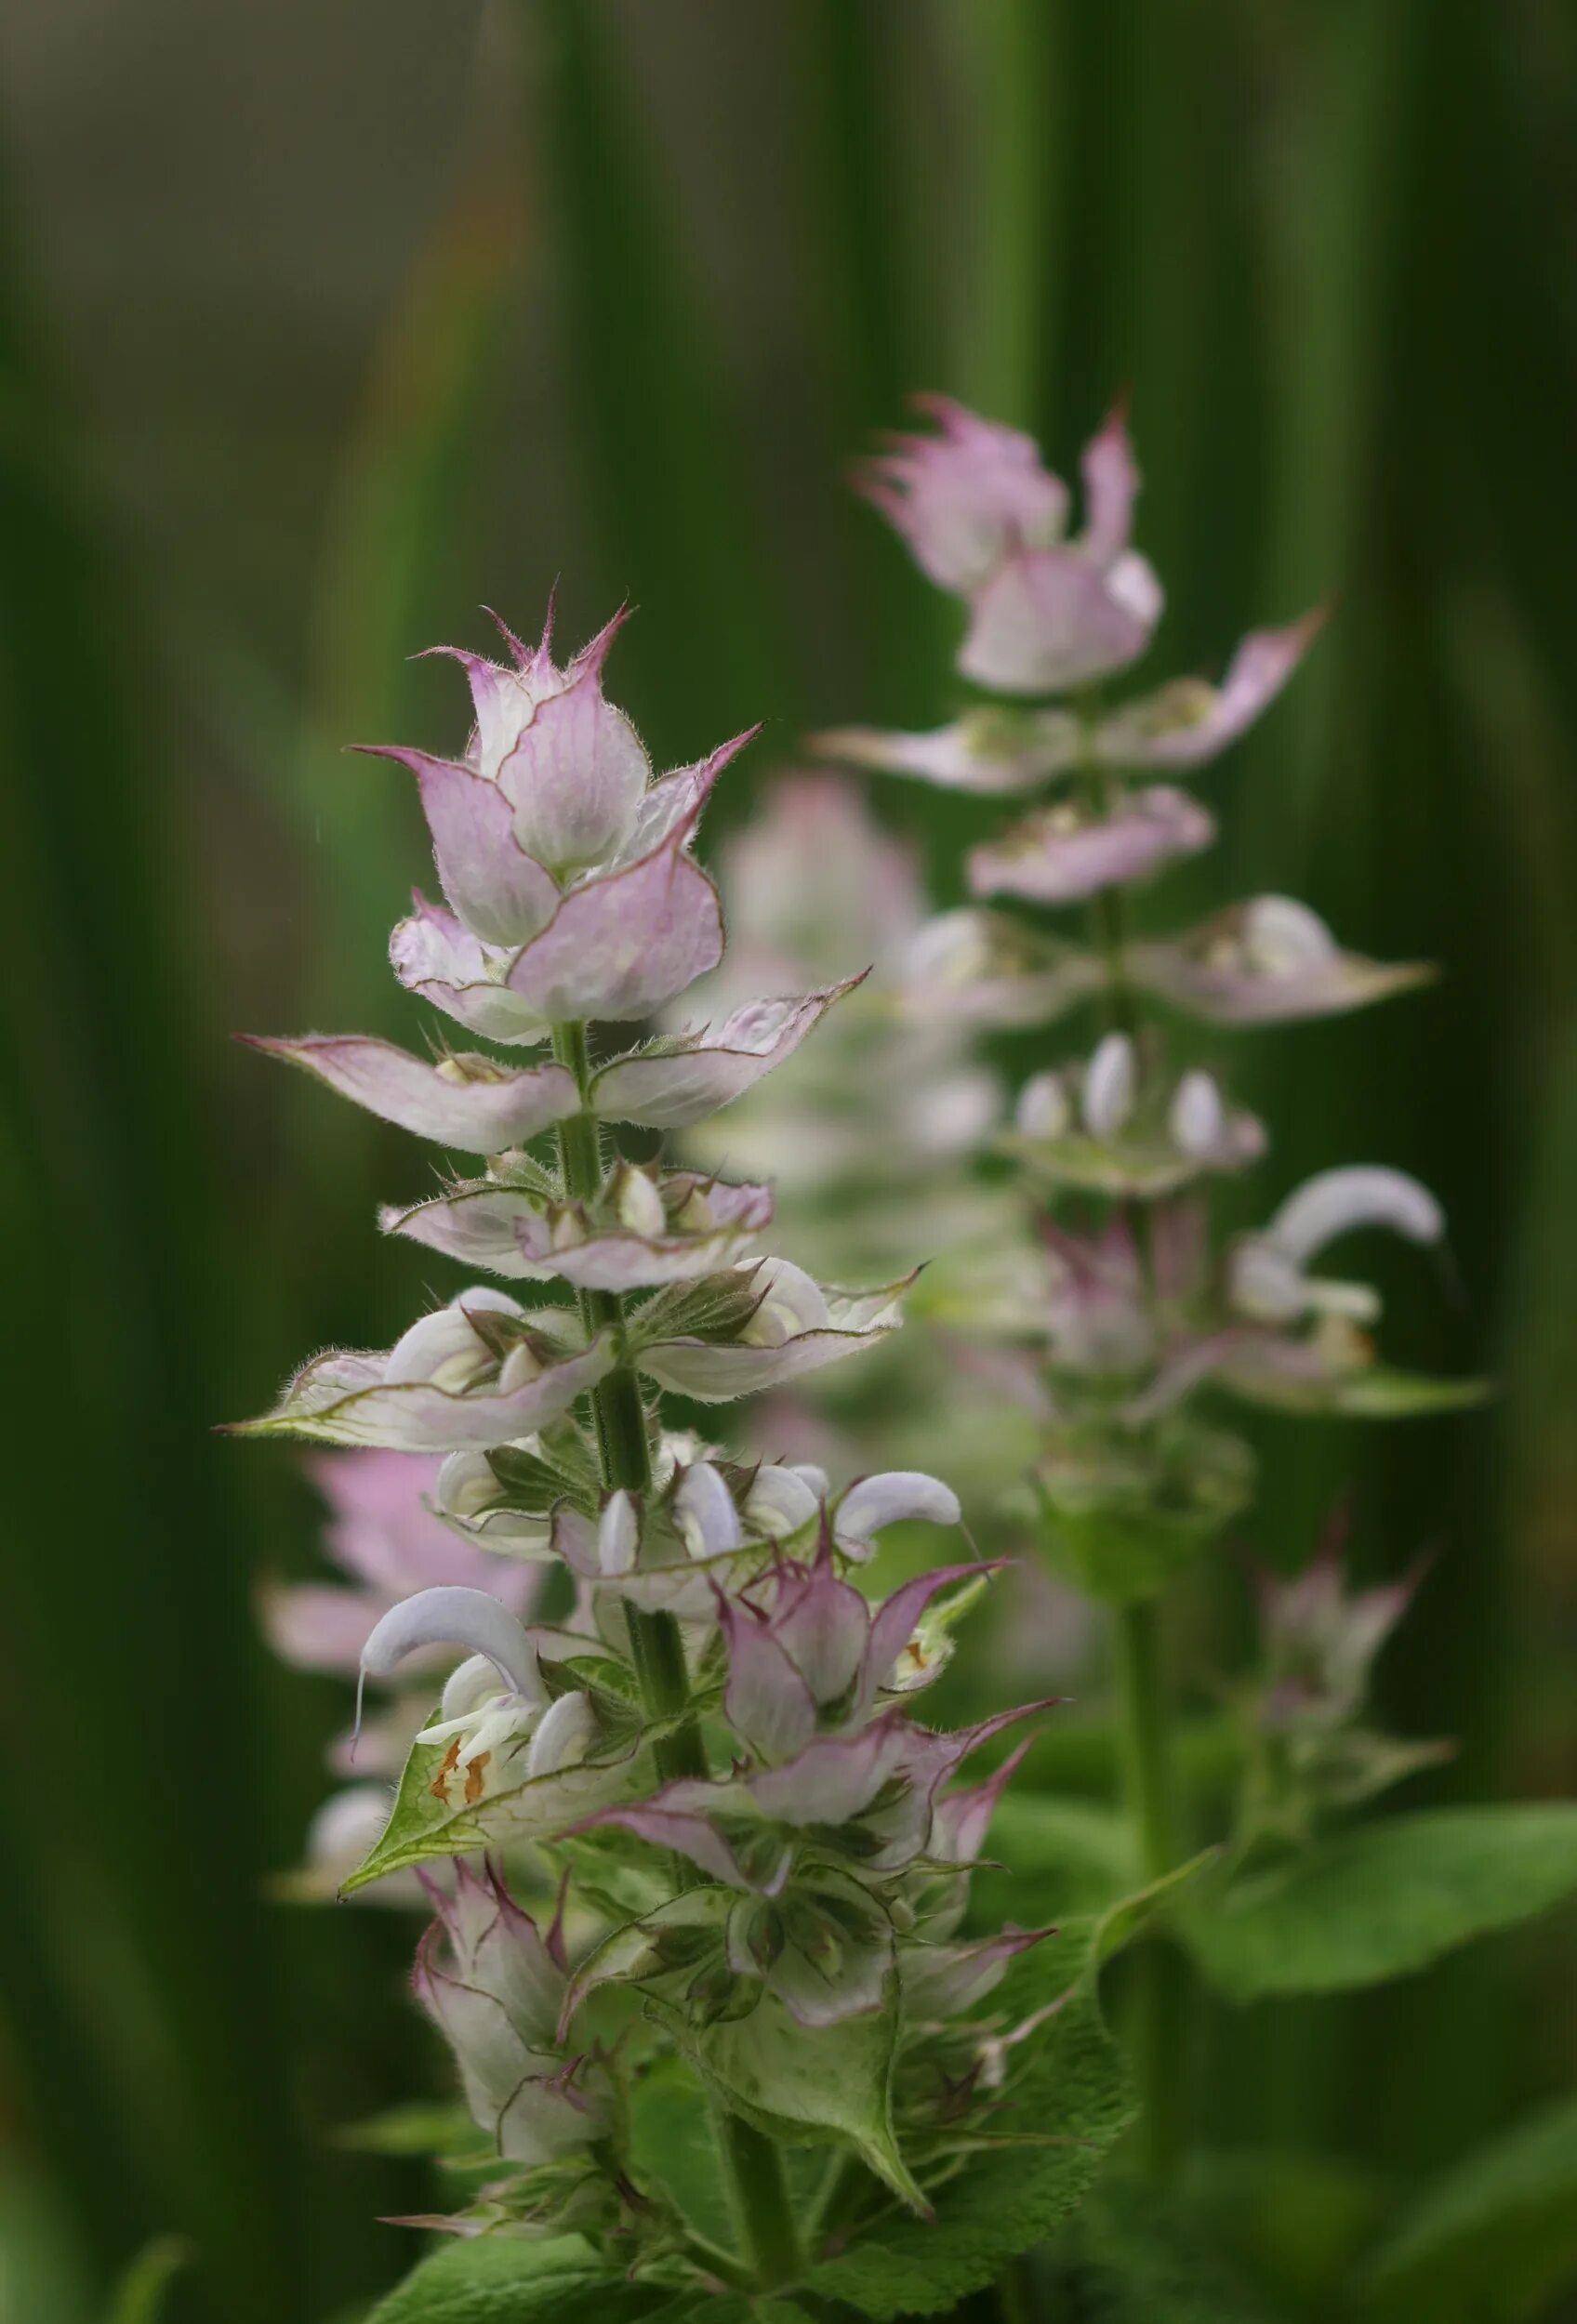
[526,1690,598,1779]
[360,1585,543,1704]
[673,1462,743,1560]
[1268,1167,1444,1266]
[834,1471,961,1552]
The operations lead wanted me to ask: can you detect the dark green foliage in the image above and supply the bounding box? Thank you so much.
[1185,1807,1577,2001]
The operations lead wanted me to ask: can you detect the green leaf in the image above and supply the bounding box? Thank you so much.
[1091,1851,1218,1971]
[341,1708,647,1894]
[365,2238,649,2324]
[970,1792,1140,1929]
[1065,2176,1279,2321]
[1183,1805,1577,2000]
[332,2104,484,2161]
[105,2238,192,2324]
[654,1976,924,2213]
[1361,2094,1577,2323]
[1186,2147,1390,2321]
[806,1940,1133,2317]
[627,2053,828,2265]
[1220,1366,1490,1420]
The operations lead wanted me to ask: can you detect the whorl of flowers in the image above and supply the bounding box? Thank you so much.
[817,398,1474,1625]
[235,604,1059,2264]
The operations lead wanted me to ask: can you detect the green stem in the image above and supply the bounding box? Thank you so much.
[1112,1599,1176,1883]
[1113,1591,1186,2185]
[550,1021,706,1785]
[1074,718,1185,2174]
[716,2110,804,2291]
[550,1021,800,2278]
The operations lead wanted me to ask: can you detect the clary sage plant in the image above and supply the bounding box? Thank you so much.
[245,428,1577,2324]
[238,605,1141,2317]
[807,398,1577,2290]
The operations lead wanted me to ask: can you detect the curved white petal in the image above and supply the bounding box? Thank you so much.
[1268,1167,1444,1265]
[361,1585,542,1703]
[835,1471,961,1550]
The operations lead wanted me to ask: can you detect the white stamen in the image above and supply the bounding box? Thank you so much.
[439,1653,504,1723]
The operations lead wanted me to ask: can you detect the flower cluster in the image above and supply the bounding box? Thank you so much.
[262,1450,539,1897]
[818,400,1474,1613]
[1238,1525,1451,1844]
[238,605,1064,2266]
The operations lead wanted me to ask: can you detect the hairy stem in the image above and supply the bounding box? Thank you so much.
[550,1021,801,2279]
[1112,1600,1177,1880]
[717,2110,804,2291]
[550,1021,707,1783]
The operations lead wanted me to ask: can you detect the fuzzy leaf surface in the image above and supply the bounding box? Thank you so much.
[1184,1805,1577,2000]
[653,1978,923,2212]
[364,2237,650,2324]
[1361,2093,1577,2323]
[805,1938,1132,2317]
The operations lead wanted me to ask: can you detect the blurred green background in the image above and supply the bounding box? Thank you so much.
[2,1,1574,2317]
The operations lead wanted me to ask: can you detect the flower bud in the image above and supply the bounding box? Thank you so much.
[435,1448,501,1519]
[674,1462,743,1560]
[384,1290,522,1390]
[386,1292,521,1376]
[1081,1034,1136,1138]
[497,1339,545,1392]
[526,1689,598,1778]
[598,1490,638,1577]
[415,1861,608,2165]
[1016,1071,1071,1141]
[1239,895,1335,979]
[613,1164,668,1238]
[744,1465,822,1538]
[742,1258,831,1348]
[1169,1069,1224,1156]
